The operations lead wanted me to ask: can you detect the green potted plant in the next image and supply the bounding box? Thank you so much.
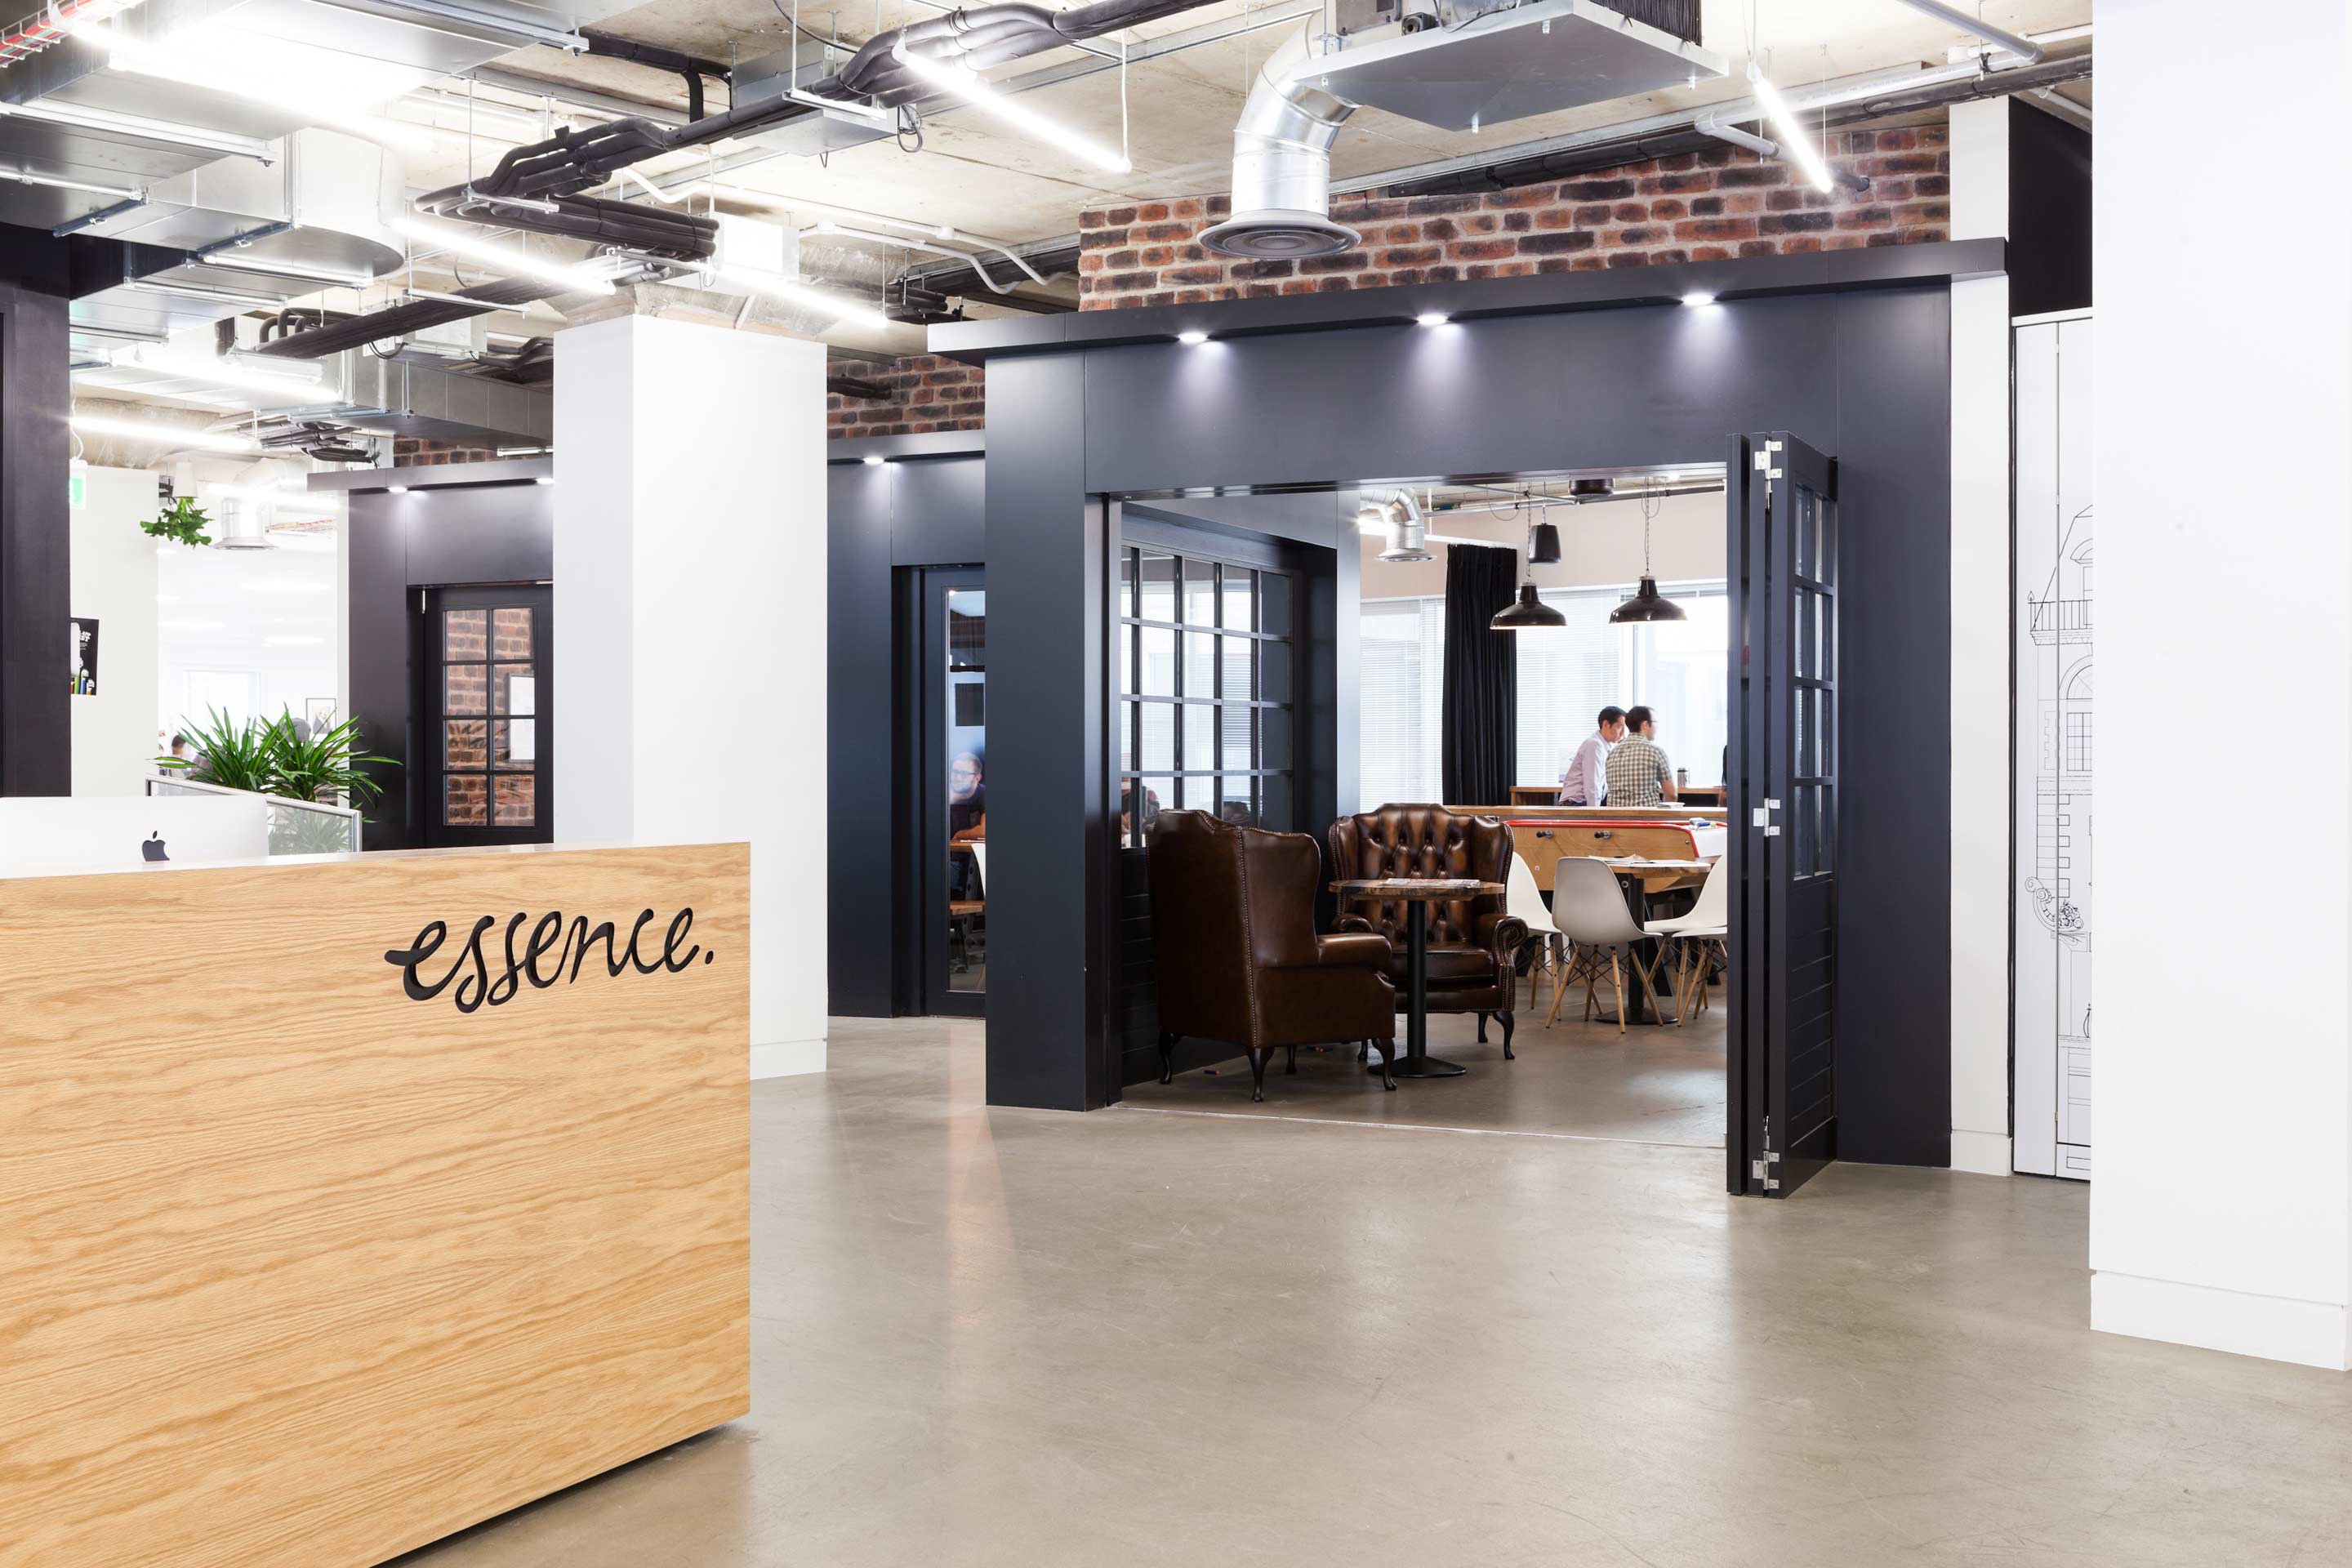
[141,496,213,548]
[158,708,398,813]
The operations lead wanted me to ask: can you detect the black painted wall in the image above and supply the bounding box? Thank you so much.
[967,273,1958,1165]
[2009,100,2092,318]
[826,436,987,1017]
[346,478,551,849]
[0,271,72,795]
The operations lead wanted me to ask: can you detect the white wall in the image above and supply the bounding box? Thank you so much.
[2091,0,2352,1368]
[1357,488,1724,599]
[69,466,161,795]
[555,313,828,1080]
[154,523,339,741]
[1947,96,2016,1177]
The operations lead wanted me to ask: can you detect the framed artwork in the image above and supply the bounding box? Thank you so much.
[305,698,336,733]
[69,618,99,697]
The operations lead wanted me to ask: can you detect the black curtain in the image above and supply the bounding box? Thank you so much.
[1440,544,1518,804]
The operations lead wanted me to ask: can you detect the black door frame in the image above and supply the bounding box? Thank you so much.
[412,582,554,849]
[1728,431,1841,1197]
[898,564,987,1018]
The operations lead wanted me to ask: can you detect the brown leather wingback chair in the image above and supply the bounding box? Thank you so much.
[1328,804,1528,1058]
[1148,810,1397,1099]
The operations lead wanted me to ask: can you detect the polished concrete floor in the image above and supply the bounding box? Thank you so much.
[1123,970,1727,1147]
[396,1018,2352,1568]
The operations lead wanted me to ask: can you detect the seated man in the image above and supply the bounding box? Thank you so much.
[1557,705,1626,806]
[1603,705,1678,808]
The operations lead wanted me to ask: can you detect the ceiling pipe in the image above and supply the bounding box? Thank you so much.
[1692,110,1871,194]
[1889,0,2043,65]
[1199,27,1361,260]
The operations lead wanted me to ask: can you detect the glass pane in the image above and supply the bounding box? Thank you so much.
[1118,702,1134,773]
[494,773,536,827]
[1221,704,1252,773]
[1139,626,1174,697]
[1118,624,1134,697]
[1117,548,1136,619]
[444,719,488,768]
[947,588,986,669]
[1216,777,1254,825]
[1222,635,1254,702]
[444,663,486,716]
[1261,706,1293,770]
[1792,588,1811,679]
[1183,702,1213,771]
[1139,551,1177,622]
[443,608,486,659]
[1819,590,1835,683]
[492,719,536,769]
[1794,493,1811,580]
[1178,774,1213,811]
[1820,783,1836,871]
[1259,639,1294,704]
[946,584,989,997]
[492,606,533,660]
[1135,777,1172,840]
[494,666,535,716]
[1183,631,1215,699]
[1794,782,1814,876]
[1815,495,1835,589]
[1220,567,1254,631]
[444,773,488,826]
[1795,688,1810,777]
[1182,557,1215,626]
[1259,773,1292,832]
[1260,572,1294,637]
[1140,703,1174,772]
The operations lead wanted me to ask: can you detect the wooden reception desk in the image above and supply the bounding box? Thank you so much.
[0,842,751,1568]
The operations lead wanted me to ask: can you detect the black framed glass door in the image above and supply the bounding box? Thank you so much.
[1728,432,1839,1197]
[418,584,552,847]
[915,568,987,1017]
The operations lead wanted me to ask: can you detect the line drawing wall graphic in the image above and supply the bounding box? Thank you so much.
[2014,314,2093,1180]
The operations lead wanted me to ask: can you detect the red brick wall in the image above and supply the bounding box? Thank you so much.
[826,353,987,439]
[1076,122,1949,309]
[392,438,502,466]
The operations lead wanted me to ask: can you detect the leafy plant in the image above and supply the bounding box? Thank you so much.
[270,713,396,808]
[141,495,212,548]
[157,708,398,815]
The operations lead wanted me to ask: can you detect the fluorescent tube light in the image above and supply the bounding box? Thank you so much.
[196,253,377,290]
[62,17,431,154]
[889,41,1131,173]
[716,270,891,331]
[0,165,143,200]
[70,414,259,452]
[1748,69,1835,194]
[125,348,327,401]
[0,97,269,160]
[394,216,617,298]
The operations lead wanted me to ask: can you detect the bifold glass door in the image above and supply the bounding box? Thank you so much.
[421,584,552,847]
[917,568,987,1017]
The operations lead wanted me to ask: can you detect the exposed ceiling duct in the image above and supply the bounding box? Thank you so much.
[1203,0,1720,259]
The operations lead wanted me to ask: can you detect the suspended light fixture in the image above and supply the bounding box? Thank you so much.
[1527,492,1562,564]
[1365,489,1431,563]
[1610,481,1687,624]
[1491,498,1565,631]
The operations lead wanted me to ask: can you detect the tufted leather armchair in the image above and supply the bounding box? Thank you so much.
[1328,804,1528,1058]
[1148,810,1398,1099]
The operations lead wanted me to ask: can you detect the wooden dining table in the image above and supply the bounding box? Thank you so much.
[1330,876,1504,1080]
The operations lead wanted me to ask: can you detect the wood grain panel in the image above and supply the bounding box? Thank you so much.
[0,844,751,1568]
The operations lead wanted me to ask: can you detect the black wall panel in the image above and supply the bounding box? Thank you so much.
[0,279,70,795]
[2008,100,2092,319]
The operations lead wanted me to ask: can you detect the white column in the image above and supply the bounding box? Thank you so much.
[554,311,829,1080]
[2091,0,2352,1367]
[1946,96,2013,1175]
[69,467,159,796]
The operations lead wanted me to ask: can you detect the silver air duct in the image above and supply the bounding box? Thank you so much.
[1366,489,1430,563]
[1200,29,1360,261]
[1202,1,1723,261]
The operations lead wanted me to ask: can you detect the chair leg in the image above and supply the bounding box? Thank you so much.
[1476,1012,1489,1043]
[1159,1030,1178,1085]
[1356,1040,1368,1062]
[1246,1048,1268,1102]
[1610,953,1626,1036]
[1374,1038,1396,1091]
[1499,1009,1516,1060]
[1285,1045,1298,1075]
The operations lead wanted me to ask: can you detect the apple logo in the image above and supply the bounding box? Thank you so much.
[142,832,168,863]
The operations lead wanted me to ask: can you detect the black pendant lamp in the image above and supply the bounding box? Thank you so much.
[1492,500,1566,630]
[1610,482,1686,624]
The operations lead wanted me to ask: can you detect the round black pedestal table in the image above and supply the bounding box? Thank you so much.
[1331,877,1506,1080]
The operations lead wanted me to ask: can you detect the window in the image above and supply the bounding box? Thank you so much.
[2063,710,2091,773]
[1358,581,1731,804]
[1116,546,1296,844]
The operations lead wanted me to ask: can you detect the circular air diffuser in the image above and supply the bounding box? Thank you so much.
[1200,209,1360,261]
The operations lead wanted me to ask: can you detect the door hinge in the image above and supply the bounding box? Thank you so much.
[1753,451,1770,471]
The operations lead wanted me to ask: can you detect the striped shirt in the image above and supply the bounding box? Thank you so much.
[1604,734,1673,807]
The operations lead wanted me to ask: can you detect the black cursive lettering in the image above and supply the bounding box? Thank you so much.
[389,906,713,1010]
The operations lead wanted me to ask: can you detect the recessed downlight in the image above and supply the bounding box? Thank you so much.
[1177,330,1209,345]
[1682,292,1717,308]
[533,475,554,485]
[387,485,410,494]
[862,455,885,466]
[1416,312,1450,327]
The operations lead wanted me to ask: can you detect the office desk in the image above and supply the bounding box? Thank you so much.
[0,843,751,1568]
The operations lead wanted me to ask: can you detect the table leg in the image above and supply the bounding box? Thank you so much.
[1389,900,1467,1079]
[1611,872,1656,1027]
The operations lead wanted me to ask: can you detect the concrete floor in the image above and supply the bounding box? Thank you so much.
[395,1018,2352,1568]
[1123,973,1727,1147]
